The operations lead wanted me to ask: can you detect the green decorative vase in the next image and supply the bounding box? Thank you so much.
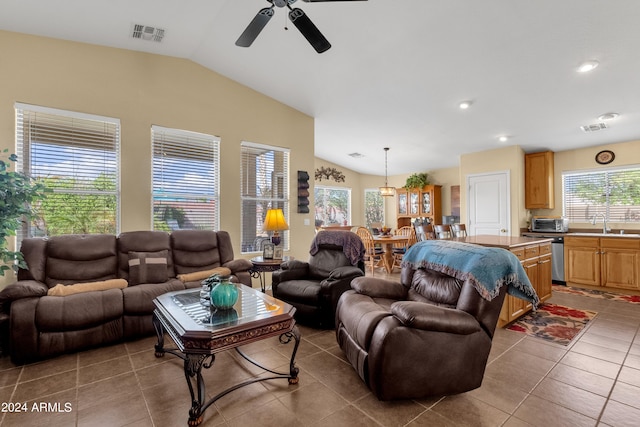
[210,275,238,310]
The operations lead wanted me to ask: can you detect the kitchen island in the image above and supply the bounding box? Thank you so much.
[452,235,553,326]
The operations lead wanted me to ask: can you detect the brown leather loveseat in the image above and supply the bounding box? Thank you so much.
[335,240,538,401]
[0,230,252,364]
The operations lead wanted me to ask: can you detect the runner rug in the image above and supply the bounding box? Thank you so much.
[506,303,597,345]
[552,284,640,304]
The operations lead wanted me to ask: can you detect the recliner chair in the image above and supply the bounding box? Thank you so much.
[272,230,365,328]
[335,240,537,400]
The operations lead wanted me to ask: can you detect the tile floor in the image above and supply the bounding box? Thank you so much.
[0,271,639,426]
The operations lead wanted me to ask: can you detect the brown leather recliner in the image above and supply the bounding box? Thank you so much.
[335,261,509,401]
[272,230,365,328]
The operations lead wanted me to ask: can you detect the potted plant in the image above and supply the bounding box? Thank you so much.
[404,172,430,189]
[0,150,49,276]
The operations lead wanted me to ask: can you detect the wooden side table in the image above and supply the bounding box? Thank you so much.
[249,256,293,292]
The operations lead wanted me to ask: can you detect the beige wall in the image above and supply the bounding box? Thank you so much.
[0,30,315,286]
[460,145,527,235]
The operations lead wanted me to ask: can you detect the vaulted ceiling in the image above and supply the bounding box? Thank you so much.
[2,0,639,175]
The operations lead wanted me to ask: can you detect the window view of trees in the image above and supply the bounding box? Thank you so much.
[35,174,117,235]
[563,167,640,223]
[314,186,350,227]
[364,189,384,228]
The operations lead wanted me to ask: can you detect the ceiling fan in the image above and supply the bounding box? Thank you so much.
[236,0,367,54]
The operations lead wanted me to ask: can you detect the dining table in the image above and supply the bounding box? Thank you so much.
[372,234,410,273]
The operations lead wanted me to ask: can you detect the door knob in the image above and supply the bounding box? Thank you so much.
[500,229,507,233]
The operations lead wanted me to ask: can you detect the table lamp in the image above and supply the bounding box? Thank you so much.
[263,208,289,246]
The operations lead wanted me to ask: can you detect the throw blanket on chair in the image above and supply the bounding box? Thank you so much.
[401,240,539,308]
[310,230,365,266]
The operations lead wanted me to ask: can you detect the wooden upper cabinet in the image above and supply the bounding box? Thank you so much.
[525,151,555,209]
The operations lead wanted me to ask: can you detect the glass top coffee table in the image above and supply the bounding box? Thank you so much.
[153,285,300,426]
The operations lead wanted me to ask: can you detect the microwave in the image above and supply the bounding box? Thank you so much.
[531,217,569,233]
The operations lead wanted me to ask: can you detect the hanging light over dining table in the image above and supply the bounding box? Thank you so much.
[379,147,395,196]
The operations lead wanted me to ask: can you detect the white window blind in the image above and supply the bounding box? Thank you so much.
[152,126,220,231]
[15,103,120,238]
[563,166,640,223]
[240,142,290,253]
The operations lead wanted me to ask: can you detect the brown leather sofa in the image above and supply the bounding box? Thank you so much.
[335,265,508,401]
[0,230,252,364]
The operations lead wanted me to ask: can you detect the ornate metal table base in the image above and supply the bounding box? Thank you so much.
[153,314,300,426]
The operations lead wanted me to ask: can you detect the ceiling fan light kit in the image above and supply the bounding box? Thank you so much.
[236,0,367,53]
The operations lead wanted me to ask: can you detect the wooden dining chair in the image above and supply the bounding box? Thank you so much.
[393,226,417,269]
[434,224,452,239]
[355,227,383,276]
[451,223,467,237]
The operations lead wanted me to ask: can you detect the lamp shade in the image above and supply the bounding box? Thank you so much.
[263,209,289,231]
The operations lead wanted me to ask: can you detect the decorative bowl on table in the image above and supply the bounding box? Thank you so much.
[381,227,392,236]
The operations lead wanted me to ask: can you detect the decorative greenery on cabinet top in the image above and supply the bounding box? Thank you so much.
[404,172,430,189]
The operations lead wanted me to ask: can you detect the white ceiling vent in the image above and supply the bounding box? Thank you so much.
[131,24,165,42]
[580,122,608,132]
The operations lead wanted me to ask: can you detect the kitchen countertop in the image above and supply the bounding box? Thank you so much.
[453,235,553,249]
[522,232,640,239]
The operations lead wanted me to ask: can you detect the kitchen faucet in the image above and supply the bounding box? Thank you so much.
[591,213,609,234]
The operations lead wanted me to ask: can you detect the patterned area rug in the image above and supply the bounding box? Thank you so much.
[552,284,640,304]
[507,303,597,345]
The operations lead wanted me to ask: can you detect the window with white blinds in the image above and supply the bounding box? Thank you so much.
[15,103,120,238]
[152,126,220,231]
[240,142,289,253]
[563,166,640,223]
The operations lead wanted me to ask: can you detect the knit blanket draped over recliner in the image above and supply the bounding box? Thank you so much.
[401,240,539,308]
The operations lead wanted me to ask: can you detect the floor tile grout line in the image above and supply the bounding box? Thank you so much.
[593,320,640,425]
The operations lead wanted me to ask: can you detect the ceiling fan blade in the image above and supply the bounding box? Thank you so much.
[288,8,331,53]
[235,7,274,47]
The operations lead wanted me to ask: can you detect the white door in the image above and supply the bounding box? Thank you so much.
[467,171,510,236]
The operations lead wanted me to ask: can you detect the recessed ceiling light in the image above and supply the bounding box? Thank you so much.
[597,112,619,121]
[459,100,473,110]
[577,60,599,73]
[498,135,509,143]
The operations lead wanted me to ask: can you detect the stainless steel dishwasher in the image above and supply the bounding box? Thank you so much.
[551,236,565,284]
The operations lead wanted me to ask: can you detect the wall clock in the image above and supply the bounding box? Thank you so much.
[595,150,615,165]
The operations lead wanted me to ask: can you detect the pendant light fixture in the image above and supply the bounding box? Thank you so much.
[379,147,395,197]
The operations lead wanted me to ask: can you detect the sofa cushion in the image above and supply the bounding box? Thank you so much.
[128,251,169,285]
[171,230,223,274]
[35,289,124,331]
[45,234,118,287]
[47,279,128,296]
[409,268,462,308]
[117,231,174,280]
[122,280,185,314]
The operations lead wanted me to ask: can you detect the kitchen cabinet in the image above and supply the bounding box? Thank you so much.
[396,185,442,229]
[565,236,640,290]
[501,242,552,325]
[452,235,553,327]
[525,151,555,209]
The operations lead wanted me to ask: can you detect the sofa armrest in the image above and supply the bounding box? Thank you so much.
[0,280,48,310]
[222,258,252,273]
[391,301,482,335]
[351,276,407,300]
[327,265,363,281]
[272,261,310,286]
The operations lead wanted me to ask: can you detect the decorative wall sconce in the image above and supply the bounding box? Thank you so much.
[297,170,310,213]
[314,167,345,183]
